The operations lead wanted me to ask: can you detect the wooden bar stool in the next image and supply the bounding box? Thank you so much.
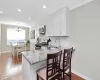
[60,47,74,80]
[36,50,62,80]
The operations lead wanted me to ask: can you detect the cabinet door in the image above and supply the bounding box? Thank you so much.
[60,8,67,36]
[60,7,69,36]
[54,10,61,36]
[46,7,69,36]
[46,14,54,36]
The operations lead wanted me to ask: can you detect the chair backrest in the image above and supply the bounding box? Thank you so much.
[63,47,73,71]
[17,41,25,45]
[10,42,13,50]
[46,50,62,79]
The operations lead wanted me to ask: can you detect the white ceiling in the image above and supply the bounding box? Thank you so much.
[0,0,93,27]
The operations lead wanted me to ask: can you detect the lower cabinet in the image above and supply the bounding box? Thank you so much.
[22,55,46,80]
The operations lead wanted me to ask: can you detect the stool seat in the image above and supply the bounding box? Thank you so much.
[37,67,59,80]
[37,67,46,80]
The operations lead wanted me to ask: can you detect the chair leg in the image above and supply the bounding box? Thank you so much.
[37,74,39,80]
[69,71,71,80]
[69,67,71,80]
[12,47,14,57]
[70,74,71,80]
[17,52,19,60]
[58,71,62,80]
[63,71,65,80]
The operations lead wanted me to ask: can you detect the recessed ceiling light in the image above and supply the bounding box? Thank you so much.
[43,4,46,9]
[84,0,90,2]
[18,9,21,12]
[0,11,3,14]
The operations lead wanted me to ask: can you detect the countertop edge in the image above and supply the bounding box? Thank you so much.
[22,52,46,65]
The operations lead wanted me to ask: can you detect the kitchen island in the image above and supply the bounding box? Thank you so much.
[22,47,61,80]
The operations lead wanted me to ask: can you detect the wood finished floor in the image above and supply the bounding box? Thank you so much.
[0,53,85,80]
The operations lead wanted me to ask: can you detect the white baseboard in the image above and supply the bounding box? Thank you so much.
[72,70,92,80]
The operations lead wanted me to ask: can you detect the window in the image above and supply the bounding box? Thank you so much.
[7,28,26,45]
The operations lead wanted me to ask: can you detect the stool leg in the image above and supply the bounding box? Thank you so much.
[69,73,71,80]
[37,74,39,80]
[69,67,71,80]
[63,71,65,80]
[59,71,62,80]
[17,51,18,60]
[70,75,71,80]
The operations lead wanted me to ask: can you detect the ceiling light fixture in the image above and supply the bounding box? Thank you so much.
[18,9,21,12]
[43,4,46,9]
[84,0,91,2]
[15,27,22,32]
[0,11,3,14]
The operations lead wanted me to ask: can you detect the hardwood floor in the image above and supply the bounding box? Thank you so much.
[0,53,85,80]
[0,53,22,80]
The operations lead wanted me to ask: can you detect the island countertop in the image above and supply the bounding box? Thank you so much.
[22,48,61,65]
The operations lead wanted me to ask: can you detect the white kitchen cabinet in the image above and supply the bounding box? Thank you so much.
[54,7,69,36]
[53,9,61,36]
[60,7,69,36]
[46,14,54,36]
[46,7,69,36]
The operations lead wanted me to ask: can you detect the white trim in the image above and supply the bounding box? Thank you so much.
[72,70,93,80]
[69,0,93,10]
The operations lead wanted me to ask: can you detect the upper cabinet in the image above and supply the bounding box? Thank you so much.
[46,7,69,36]
[46,14,54,36]
[60,7,69,36]
[53,9,61,36]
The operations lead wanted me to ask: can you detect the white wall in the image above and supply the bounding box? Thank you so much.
[0,24,1,54]
[1,24,30,53]
[43,1,99,80]
[70,1,100,80]
[30,24,40,51]
[30,1,99,79]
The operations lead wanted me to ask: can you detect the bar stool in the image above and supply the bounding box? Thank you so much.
[36,50,62,80]
[60,47,74,80]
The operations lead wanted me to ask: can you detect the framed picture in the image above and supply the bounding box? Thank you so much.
[30,30,35,39]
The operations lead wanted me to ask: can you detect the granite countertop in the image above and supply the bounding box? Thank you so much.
[22,47,61,65]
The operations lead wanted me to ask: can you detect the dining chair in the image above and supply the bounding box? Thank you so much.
[10,42,26,59]
[60,47,74,80]
[16,42,26,59]
[17,41,30,51]
[36,50,62,80]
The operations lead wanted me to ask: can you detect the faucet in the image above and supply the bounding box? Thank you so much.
[55,38,61,49]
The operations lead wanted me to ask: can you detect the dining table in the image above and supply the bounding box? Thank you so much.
[12,42,26,57]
